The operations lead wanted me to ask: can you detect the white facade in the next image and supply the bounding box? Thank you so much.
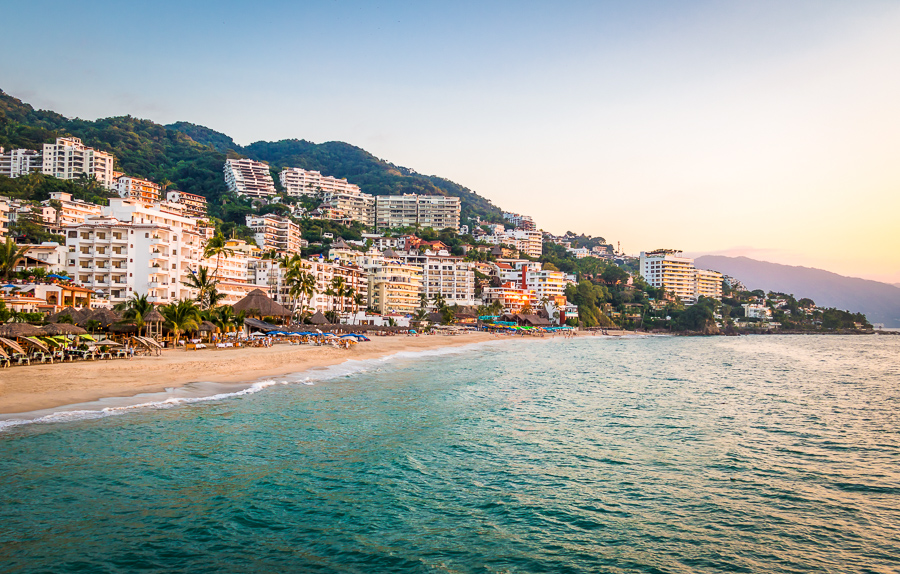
[280,167,361,197]
[483,229,543,258]
[42,137,116,189]
[64,199,203,304]
[640,249,723,304]
[375,194,460,231]
[224,158,276,197]
[502,212,536,231]
[320,189,375,227]
[43,192,103,227]
[166,190,208,218]
[0,148,42,178]
[389,250,477,307]
[743,304,772,320]
[245,214,304,254]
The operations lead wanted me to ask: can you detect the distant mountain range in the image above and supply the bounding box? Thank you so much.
[696,256,900,327]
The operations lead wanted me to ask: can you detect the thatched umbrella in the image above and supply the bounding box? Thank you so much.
[0,323,44,338]
[91,308,122,329]
[232,289,291,318]
[198,320,218,341]
[144,308,165,338]
[42,323,88,336]
[309,311,328,325]
[47,306,89,323]
[0,337,26,355]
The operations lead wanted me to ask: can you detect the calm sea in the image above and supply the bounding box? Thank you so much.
[1,335,898,573]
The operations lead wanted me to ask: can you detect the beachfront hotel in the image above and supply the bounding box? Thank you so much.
[482,282,538,314]
[279,167,362,197]
[224,158,277,198]
[375,194,461,232]
[42,137,116,189]
[389,249,478,307]
[245,214,304,254]
[64,198,204,305]
[639,249,723,304]
[367,261,423,314]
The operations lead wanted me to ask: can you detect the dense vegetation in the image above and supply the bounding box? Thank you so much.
[1,89,505,228]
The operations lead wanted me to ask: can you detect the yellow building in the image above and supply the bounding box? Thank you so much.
[367,262,423,314]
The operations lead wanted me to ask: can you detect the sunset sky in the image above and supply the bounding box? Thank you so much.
[4,1,899,282]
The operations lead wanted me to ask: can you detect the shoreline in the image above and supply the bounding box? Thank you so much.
[0,332,507,416]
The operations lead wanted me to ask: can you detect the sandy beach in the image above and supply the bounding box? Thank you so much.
[0,332,502,415]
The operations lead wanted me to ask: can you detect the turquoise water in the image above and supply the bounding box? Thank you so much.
[1,335,899,573]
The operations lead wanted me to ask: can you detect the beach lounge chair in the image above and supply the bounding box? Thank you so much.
[12,354,30,366]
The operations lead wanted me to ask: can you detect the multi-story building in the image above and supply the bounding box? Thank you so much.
[0,196,9,238]
[116,176,161,204]
[22,242,69,272]
[166,190,208,218]
[253,257,367,315]
[491,259,569,308]
[0,148,42,178]
[245,214,304,254]
[389,250,477,307]
[43,192,103,228]
[42,137,116,189]
[483,229,543,258]
[224,158,276,198]
[64,198,203,304]
[481,282,538,314]
[196,239,260,305]
[639,249,723,304]
[375,194,460,231]
[367,261,423,314]
[319,189,375,227]
[280,167,361,197]
[502,212,536,231]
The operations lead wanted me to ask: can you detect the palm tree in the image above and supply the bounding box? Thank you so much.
[203,233,234,276]
[182,266,220,310]
[0,237,29,281]
[352,292,365,324]
[116,293,153,336]
[85,319,101,334]
[330,277,347,315]
[161,299,201,346]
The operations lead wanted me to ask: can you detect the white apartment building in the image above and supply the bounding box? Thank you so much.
[502,212,536,231]
[491,259,569,306]
[280,167,361,197]
[639,249,723,304]
[65,199,203,304]
[166,190,208,218]
[245,214,304,254]
[196,239,261,305]
[743,304,772,320]
[319,189,375,227]
[483,229,543,258]
[368,261,423,314]
[23,242,69,271]
[389,250,477,307]
[43,192,103,227]
[224,158,276,198]
[0,148,42,178]
[375,194,460,231]
[42,137,116,189]
[116,176,161,204]
[253,257,367,315]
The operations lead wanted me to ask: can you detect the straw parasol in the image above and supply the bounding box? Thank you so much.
[309,311,328,325]
[198,321,218,332]
[41,323,88,336]
[0,346,7,359]
[89,308,122,328]
[0,323,44,337]
[143,308,165,337]
[0,337,25,355]
[231,289,291,318]
[47,306,89,323]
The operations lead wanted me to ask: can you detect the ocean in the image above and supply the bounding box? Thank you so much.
[1,335,898,573]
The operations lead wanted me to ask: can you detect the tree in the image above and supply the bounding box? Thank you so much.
[601,265,629,286]
[182,266,223,310]
[330,276,348,314]
[352,292,365,324]
[203,233,234,276]
[116,293,153,336]
[162,299,201,344]
[0,237,29,280]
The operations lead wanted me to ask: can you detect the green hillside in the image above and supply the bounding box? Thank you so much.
[0,89,507,226]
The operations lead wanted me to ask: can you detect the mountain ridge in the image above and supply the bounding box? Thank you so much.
[696,255,900,327]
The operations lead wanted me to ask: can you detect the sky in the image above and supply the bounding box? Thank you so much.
[3,0,900,283]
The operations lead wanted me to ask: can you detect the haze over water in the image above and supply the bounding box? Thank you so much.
[1,336,898,573]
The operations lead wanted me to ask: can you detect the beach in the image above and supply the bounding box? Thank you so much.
[0,331,501,415]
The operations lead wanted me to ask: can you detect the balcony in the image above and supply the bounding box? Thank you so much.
[147,296,160,303]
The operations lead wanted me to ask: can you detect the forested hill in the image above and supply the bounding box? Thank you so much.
[0,89,505,223]
[167,122,503,221]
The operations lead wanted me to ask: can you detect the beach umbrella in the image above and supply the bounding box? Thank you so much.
[41,323,88,336]
[0,337,26,355]
[198,321,218,333]
[47,274,68,280]
[95,338,123,346]
[309,311,328,325]
[231,289,292,318]
[22,337,49,352]
[0,323,44,338]
[90,308,121,328]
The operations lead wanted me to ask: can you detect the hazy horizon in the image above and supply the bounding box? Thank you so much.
[3,0,898,283]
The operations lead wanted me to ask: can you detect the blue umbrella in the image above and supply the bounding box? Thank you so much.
[47,274,68,279]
